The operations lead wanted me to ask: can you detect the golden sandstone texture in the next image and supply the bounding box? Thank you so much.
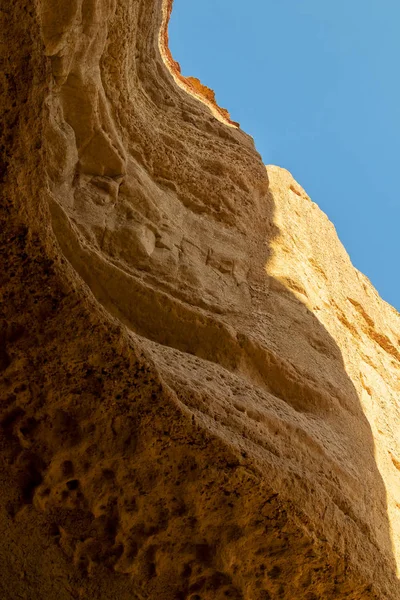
[1,1,399,599]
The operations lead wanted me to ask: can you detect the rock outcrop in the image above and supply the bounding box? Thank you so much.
[0,1,399,599]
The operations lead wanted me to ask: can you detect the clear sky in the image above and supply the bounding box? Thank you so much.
[169,0,400,311]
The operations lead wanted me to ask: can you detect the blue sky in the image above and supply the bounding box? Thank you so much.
[169,0,400,311]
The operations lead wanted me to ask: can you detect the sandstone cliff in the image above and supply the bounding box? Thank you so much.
[1,1,399,599]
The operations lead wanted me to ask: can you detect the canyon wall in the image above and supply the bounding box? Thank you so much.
[1,1,399,599]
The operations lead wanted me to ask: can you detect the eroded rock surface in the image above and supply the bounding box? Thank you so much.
[0,1,399,599]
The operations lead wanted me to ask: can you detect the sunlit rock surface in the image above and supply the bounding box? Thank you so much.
[0,1,399,598]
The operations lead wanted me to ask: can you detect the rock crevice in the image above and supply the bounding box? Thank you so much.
[0,1,399,599]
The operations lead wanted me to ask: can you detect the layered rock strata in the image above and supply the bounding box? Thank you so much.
[0,1,399,599]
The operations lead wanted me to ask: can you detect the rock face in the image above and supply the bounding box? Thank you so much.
[0,1,399,599]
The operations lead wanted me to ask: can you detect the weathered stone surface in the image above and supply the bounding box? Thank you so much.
[0,1,399,599]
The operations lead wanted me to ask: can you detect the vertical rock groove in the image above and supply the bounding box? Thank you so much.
[0,1,399,598]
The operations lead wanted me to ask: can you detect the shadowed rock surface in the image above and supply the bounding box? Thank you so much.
[0,1,399,599]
